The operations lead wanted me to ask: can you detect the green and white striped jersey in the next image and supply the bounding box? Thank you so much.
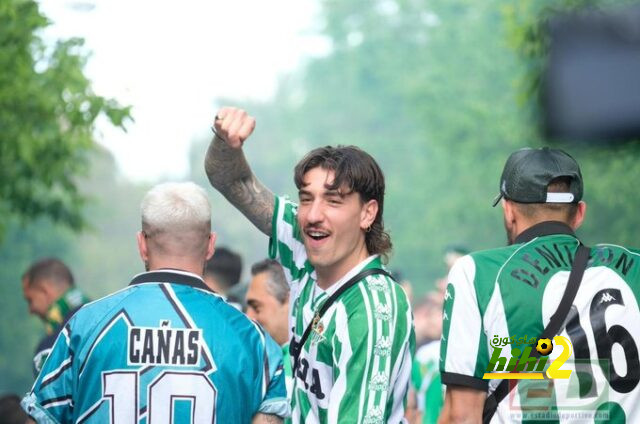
[440,221,640,423]
[269,196,415,424]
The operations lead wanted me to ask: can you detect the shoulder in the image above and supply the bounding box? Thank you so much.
[69,285,137,326]
[590,243,640,280]
[469,245,520,269]
[339,272,411,323]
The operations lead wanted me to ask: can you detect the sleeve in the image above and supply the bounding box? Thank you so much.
[328,282,414,423]
[268,195,310,283]
[439,255,489,391]
[22,323,77,423]
[258,330,290,418]
[33,333,57,377]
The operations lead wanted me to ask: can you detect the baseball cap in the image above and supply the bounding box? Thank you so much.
[492,147,583,207]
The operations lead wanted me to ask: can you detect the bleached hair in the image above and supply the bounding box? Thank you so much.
[141,182,211,236]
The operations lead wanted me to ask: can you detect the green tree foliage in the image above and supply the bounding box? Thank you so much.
[0,146,148,395]
[200,0,640,293]
[0,0,130,237]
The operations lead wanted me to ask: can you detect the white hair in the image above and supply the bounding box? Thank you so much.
[141,182,211,236]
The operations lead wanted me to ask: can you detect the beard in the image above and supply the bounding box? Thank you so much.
[503,216,516,245]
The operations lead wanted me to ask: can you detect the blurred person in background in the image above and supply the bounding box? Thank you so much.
[22,182,288,423]
[203,246,245,309]
[0,394,34,424]
[411,293,445,424]
[435,245,469,295]
[206,107,414,423]
[21,258,89,375]
[246,259,293,411]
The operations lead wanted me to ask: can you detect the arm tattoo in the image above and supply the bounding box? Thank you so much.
[204,136,274,236]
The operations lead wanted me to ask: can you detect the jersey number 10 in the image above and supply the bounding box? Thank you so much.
[102,370,217,423]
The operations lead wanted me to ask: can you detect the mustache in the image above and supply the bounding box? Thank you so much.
[304,226,330,233]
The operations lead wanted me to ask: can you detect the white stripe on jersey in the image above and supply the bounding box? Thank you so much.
[41,357,72,386]
[357,284,375,422]
[61,325,71,346]
[444,255,481,376]
[44,398,73,409]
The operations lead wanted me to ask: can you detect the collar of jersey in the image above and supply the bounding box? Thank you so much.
[317,254,380,298]
[128,269,213,293]
[515,220,576,245]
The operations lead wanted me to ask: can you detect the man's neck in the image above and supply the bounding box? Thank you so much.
[147,259,205,278]
[315,247,372,290]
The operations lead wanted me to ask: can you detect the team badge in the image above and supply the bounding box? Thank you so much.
[310,314,326,345]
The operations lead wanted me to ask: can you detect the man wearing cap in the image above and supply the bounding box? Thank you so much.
[439,147,640,422]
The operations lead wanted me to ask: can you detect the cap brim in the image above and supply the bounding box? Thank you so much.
[492,193,503,207]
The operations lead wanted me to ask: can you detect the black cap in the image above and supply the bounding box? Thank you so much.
[492,147,583,207]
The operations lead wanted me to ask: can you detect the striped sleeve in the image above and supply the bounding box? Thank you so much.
[268,195,309,283]
[258,327,291,418]
[439,255,489,391]
[22,324,77,423]
[329,277,413,423]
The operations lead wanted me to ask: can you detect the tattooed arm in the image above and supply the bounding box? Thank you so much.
[204,107,274,236]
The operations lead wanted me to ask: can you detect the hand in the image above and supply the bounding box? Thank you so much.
[212,107,256,149]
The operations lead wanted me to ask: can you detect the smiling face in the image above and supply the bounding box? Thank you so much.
[297,167,378,287]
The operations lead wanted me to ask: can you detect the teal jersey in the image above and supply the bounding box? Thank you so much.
[269,196,415,423]
[23,270,288,423]
[440,222,640,423]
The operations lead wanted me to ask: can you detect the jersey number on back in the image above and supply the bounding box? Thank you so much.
[565,288,640,397]
[103,370,217,423]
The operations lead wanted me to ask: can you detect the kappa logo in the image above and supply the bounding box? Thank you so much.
[442,311,449,321]
[374,304,392,321]
[374,337,392,357]
[363,407,384,424]
[599,292,616,304]
[368,373,388,391]
[444,289,452,301]
[368,275,390,293]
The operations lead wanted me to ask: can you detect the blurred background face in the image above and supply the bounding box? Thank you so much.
[245,271,289,346]
[22,282,51,320]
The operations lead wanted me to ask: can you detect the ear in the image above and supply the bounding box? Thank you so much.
[205,232,217,261]
[501,199,516,225]
[570,201,587,230]
[501,199,519,235]
[137,231,148,263]
[360,199,379,230]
